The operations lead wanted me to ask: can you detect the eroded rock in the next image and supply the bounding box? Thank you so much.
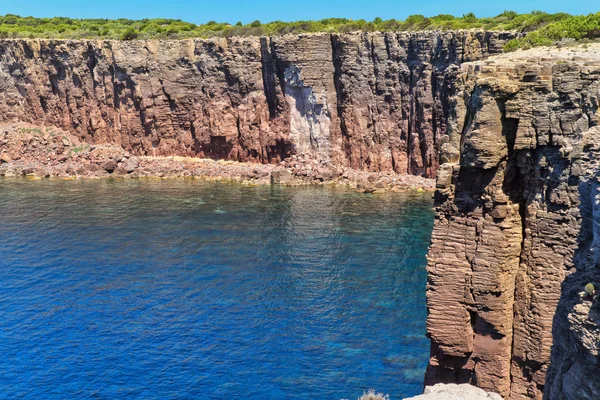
[426,45,600,399]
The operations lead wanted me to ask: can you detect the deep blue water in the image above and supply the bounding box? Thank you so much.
[0,178,434,399]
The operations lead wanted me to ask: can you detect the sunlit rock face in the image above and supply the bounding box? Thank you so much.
[425,45,600,399]
[0,31,515,177]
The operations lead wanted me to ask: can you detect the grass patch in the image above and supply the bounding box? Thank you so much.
[18,127,42,134]
[71,144,89,153]
[68,144,90,157]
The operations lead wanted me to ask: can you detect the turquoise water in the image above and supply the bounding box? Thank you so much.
[0,179,433,399]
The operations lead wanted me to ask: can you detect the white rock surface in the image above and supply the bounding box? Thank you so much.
[404,384,503,400]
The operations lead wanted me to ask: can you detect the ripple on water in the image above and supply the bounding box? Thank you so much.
[0,178,434,399]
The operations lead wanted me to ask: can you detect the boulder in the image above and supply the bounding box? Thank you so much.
[271,169,292,184]
[122,156,140,173]
[113,166,129,176]
[102,160,118,173]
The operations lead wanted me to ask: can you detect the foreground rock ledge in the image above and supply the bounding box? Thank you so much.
[405,384,502,400]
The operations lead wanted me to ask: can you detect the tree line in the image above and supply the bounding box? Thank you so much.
[0,11,599,51]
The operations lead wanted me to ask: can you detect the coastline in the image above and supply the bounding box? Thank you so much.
[0,123,434,193]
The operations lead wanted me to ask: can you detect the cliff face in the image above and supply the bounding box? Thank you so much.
[425,46,600,399]
[0,31,515,178]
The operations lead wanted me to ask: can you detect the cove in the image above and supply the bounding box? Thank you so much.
[0,179,433,399]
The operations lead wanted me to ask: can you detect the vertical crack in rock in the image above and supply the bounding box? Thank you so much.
[330,34,351,164]
[259,37,282,120]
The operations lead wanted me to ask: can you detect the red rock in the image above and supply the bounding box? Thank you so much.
[0,153,11,163]
[102,160,118,173]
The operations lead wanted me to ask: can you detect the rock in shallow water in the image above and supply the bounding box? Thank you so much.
[270,169,292,184]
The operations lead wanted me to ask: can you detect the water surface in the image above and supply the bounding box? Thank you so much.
[0,178,433,399]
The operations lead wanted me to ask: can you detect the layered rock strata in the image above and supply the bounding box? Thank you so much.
[0,31,516,178]
[425,45,600,399]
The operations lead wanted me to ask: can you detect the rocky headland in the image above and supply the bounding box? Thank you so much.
[425,44,600,399]
[0,30,517,190]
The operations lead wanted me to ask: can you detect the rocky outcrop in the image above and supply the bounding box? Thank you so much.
[0,31,516,178]
[9,31,600,400]
[425,45,600,399]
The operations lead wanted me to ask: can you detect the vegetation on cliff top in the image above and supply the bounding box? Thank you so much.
[0,11,599,51]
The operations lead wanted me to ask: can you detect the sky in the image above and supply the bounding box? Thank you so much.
[0,0,597,24]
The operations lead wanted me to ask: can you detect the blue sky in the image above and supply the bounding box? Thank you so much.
[0,0,597,24]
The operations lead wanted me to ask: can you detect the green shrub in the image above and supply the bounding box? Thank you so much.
[121,27,138,40]
[585,283,596,298]
[463,12,478,23]
[358,390,389,400]
[0,11,597,49]
[504,12,600,51]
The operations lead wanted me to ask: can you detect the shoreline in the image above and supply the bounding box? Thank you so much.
[0,155,435,193]
[0,124,435,193]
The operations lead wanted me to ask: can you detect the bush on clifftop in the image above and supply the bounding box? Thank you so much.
[120,27,138,40]
[504,12,600,51]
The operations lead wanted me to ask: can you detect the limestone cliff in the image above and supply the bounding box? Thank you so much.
[0,31,515,178]
[425,45,600,399]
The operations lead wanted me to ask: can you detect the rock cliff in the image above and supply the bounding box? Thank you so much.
[425,45,600,399]
[0,31,516,178]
